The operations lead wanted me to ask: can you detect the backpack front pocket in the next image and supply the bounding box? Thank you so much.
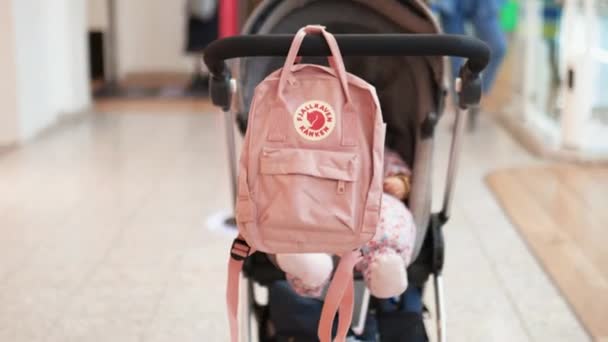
[256,147,359,240]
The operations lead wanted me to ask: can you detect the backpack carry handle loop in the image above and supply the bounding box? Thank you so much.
[278,25,352,104]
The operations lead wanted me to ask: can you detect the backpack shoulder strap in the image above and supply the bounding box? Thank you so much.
[229,240,359,342]
[318,250,362,342]
[227,236,255,342]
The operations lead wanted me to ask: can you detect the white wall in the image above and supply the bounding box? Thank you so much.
[11,0,54,140]
[0,0,19,145]
[87,0,194,78]
[116,0,193,77]
[88,0,108,30]
[46,0,91,115]
[0,0,91,146]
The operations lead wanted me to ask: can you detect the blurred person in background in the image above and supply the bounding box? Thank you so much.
[500,0,520,41]
[433,0,508,130]
[543,0,564,116]
[543,0,564,87]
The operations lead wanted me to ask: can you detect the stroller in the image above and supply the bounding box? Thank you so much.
[203,0,489,341]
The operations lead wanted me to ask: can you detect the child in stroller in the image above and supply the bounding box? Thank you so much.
[202,1,489,340]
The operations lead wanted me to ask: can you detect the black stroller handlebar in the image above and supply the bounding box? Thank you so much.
[203,34,491,78]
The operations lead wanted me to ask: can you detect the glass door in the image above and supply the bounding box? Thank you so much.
[520,0,608,154]
[589,0,608,150]
[521,0,565,136]
[561,0,608,151]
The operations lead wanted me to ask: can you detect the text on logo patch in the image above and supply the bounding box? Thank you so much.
[293,101,336,141]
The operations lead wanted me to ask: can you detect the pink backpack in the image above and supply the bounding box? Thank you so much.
[227,25,385,342]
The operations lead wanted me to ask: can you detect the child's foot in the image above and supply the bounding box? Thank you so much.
[276,253,333,297]
[367,251,408,299]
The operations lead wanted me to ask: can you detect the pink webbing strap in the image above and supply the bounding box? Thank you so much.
[318,250,362,342]
[227,235,255,342]
[335,276,355,341]
[278,25,351,104]
[271,26,357,146]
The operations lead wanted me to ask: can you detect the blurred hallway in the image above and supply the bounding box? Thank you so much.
[0,105,589,341]
[1,0,607,341]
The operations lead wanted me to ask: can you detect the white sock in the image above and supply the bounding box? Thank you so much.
[367,251,408,299]
[276,253,333,287]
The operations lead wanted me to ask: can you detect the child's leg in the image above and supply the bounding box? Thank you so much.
[358,194,416,298]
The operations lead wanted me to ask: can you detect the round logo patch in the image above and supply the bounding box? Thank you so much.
[293,101,336,141]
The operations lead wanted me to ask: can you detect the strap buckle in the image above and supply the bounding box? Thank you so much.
[230,238,251,261]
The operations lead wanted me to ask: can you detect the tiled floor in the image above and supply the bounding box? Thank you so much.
[0,108,589,341]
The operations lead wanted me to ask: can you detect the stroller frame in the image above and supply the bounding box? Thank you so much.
[204,12,489,342]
